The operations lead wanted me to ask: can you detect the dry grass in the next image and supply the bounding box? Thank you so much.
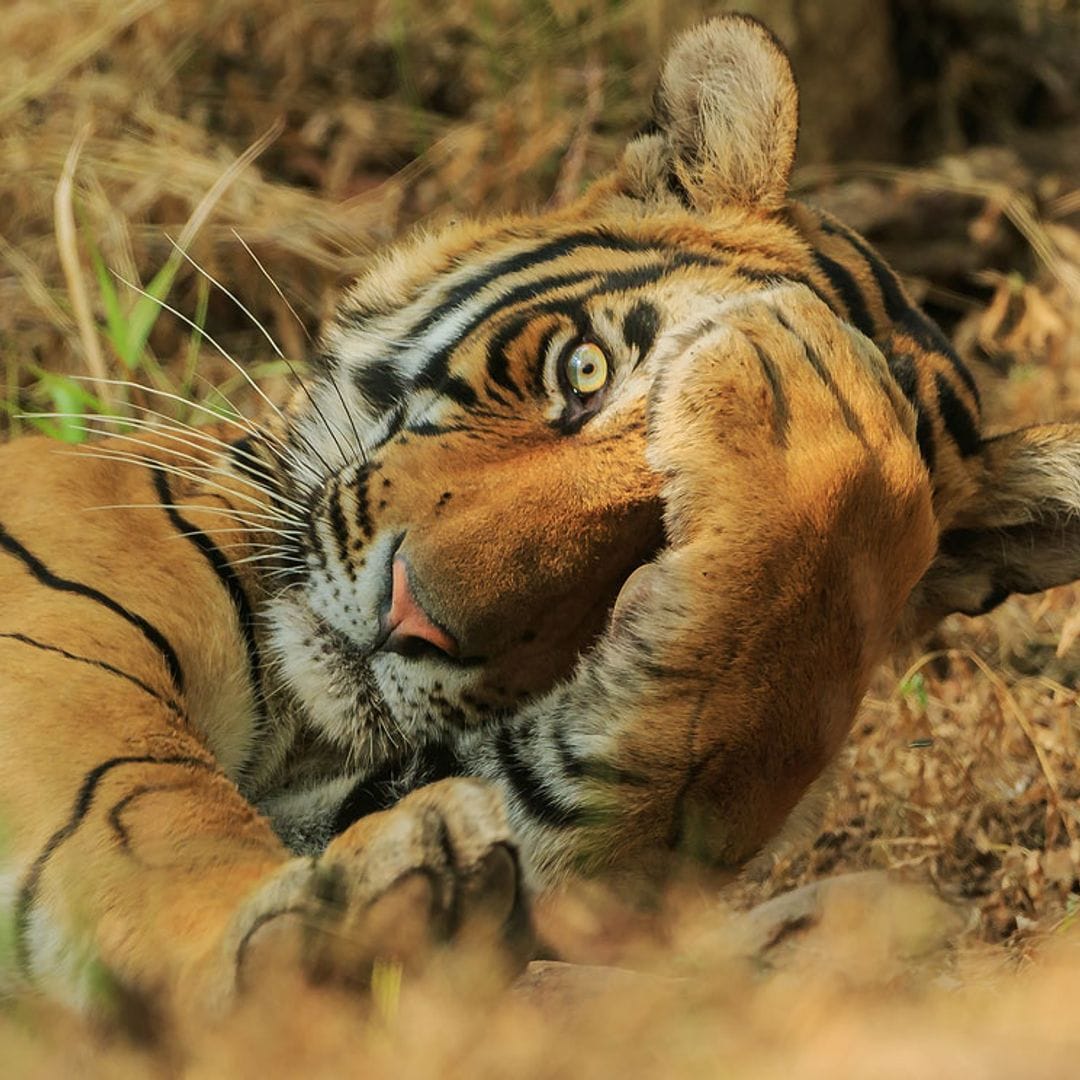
[2,0,1080,1073]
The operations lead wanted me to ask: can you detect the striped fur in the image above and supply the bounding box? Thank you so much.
[1,15,1079,1016]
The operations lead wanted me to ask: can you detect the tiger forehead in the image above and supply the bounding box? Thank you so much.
[331,217,807,358]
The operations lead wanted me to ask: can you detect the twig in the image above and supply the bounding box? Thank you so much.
[55,124,113,409]
[549,54,604,209]
[176,118,286,252]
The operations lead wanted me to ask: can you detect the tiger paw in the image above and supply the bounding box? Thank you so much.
[220,779,532,1002]
[645,283,917,550]
[586,285,936,871]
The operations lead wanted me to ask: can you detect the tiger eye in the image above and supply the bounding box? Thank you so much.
[565,342,609,396]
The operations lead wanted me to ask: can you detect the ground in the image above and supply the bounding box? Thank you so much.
[2,1,1079,1074]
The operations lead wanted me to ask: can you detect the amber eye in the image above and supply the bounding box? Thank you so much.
[565,342,609,396]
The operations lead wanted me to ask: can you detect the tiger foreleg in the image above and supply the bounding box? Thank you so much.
[1,652,528,1016]
[492,287,937,883]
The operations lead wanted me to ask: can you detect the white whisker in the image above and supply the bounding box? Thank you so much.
[53,405,278,472]
[231,230,312,344]
[230,551,307,568]
[170,528,305,543]
[66,374,319,486]
[165,238,362,469]
[31,417,308,516]
[82,499,298,529]
[55,441,307,524]
[68,375,264,443]
[112,273,337,477]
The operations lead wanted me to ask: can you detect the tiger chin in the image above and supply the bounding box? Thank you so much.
[2,15,1078,1019]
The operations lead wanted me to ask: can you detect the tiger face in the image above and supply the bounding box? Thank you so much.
[264,212,826,759]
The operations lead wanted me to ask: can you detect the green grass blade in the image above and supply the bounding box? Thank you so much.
[123,251,184,369]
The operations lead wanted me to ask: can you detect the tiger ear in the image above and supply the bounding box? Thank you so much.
[912,423,1080,623]
[620,15,799,213]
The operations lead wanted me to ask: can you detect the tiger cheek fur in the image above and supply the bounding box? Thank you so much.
[2,12,1080,1018]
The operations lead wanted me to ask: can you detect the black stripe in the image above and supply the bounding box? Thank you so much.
[404,421,464,437]
[414,269,600,394]
[153,472,265,724]
[331,766,401,833]
[0,520,185,695]
[890,350,937,471]
[751,342,790,446]
[774,312,865,440]
[326,477,353,572]
[337,300,390,330]
[425,252,737,409]
[812,250,876,338]
[234,905,310,989]
[403,229,725,349]
[740,266,815,292]
[228,436,277,490]
[441,375,479,408]
[665,168,694,208]
[819,216,980,405]
[934,372,981,458]
[622,299,661,367]
[107,782,193,851]
[229,438,293,531]
[353,358,408,414]
[529,324,560,396]
[485,315,528,400]
[413,246,734,394]
[496,727,583,829]
[353,467,374,540]
[15,755,214,975]
[553,727,649,787]
[0,632,183,716]
[329,740,466,836]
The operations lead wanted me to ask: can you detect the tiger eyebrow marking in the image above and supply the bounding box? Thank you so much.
[14,754,215,976]
[484,314,530,401]
[622,299,662,368]
[0,632,183,716]
[0,519,186,695]
[401,228,722,349]
[422,253,733,411]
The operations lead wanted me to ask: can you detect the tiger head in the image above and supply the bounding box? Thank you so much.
[259,16,1080,866]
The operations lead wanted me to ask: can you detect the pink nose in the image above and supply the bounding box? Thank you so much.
[384,558,459,658]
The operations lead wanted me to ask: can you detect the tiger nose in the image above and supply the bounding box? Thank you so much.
[383,558,459,658]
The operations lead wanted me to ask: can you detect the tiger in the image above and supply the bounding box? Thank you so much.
[1,14,1078,1020]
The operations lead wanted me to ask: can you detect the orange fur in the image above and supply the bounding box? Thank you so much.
[1,15,1078,1019]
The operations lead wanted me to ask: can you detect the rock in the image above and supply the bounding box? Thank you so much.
[718,871,972,975]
